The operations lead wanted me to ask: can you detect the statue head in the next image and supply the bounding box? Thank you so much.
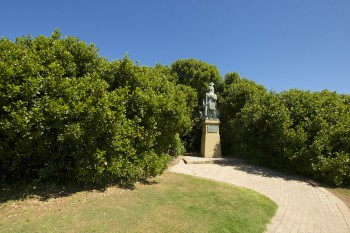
[208,82,215,93]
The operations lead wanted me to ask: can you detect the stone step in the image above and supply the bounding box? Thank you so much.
[182,156,228,164]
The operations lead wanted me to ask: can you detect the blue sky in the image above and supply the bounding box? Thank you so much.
[1,0,349,93]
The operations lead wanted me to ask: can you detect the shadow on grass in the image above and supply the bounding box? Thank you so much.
[0,182,106,204]
[0,178,158,204]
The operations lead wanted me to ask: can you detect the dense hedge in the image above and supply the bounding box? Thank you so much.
[1,31,349,186]
[220,74,350,186]
[0,31,195,185]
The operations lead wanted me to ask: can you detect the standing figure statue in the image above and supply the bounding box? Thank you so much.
[200,82,219,120]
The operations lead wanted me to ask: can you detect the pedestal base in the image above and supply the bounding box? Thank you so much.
[201,119,221,158]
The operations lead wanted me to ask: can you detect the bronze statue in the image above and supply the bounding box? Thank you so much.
[200,82,219,120]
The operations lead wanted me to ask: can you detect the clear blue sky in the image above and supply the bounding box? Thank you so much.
[1,0,349,93]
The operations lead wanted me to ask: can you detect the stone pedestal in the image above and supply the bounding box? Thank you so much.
[201,119,221,158]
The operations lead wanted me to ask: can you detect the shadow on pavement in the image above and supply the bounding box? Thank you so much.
[210,157,316,184]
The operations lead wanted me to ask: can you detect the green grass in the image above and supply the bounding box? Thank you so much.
[0,172,277,233]
[327,187,350,209]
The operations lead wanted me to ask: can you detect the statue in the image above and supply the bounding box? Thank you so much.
[200,82,219,120]
[200,82,221,158]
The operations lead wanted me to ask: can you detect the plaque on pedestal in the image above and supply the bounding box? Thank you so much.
[201,119,221,158]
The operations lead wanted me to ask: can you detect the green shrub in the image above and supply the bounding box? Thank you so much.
[103,56,197,156]
[221,76,350,186]
[280,90,350,185]
[220,73,267,157]
[2,30,349,187]
[0,31,194,185]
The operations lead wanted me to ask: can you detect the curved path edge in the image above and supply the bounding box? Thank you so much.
[169,157,350,233]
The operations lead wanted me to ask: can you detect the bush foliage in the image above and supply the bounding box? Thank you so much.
[1,31,349,186]
[220,74,350,186]
[0,31,195,184]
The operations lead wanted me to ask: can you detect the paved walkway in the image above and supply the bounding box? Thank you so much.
[169,157,350,233]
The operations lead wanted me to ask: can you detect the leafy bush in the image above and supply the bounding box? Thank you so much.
[0,31,194,185]
[221,75,350,186]
[220,73,267,157]
[2,30,349,187]
[280,90,350,185]
[102,56,197,156]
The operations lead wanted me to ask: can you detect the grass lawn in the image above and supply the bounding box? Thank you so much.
[0,172,277,233]
[327,187,350,209]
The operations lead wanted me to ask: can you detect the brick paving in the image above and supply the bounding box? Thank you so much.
[169,157,350,233]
